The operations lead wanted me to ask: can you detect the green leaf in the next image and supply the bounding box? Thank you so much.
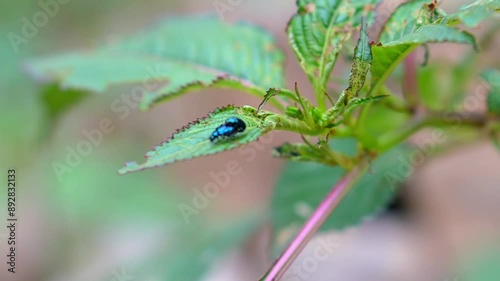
[384,24,478,48]
[345,20,372,100]
[370,44,417,93]
[370,0,437,93]
[118,105,269,175]
[482,69,500,114]
[369,0,479,94]
[25,17,285,110]
[443,0,500,28]
[321,23,373,124]
[372,25,477,94]
[270,138,411,254]
[379,0,438,44]
[287,0,379,107]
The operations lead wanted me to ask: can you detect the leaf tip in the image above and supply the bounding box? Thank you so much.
[117,161,139,175]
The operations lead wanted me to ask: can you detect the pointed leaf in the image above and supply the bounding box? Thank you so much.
[372,24,477,94]
[442,0,500,27]
[370,0,441,93]
[383,24,478,48]
[272,142,352,167]
[118,105,269,175]
[345,95,388,112]
[26,17,285,109]
[379,0,439,44]
[287,0,379,91]
[345,21,372,100]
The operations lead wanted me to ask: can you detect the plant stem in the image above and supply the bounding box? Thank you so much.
[376,111,488,152]
[314,80,327,111]
[261,162,367,281]
[402,51,419,107]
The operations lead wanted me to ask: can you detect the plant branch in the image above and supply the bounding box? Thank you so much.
[261,161,368,281]
[376,111,488,152]
[402,51,419,107]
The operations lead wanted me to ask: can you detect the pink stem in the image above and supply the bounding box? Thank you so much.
[262,164,366,281]
[403,52,418,107]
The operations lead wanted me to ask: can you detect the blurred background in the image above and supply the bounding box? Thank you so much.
[0,0,499,280]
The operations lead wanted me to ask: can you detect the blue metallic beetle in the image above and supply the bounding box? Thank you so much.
[210,117,246,142]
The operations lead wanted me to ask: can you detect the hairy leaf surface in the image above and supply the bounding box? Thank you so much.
[26,17,285,109]
[118,105,269,175]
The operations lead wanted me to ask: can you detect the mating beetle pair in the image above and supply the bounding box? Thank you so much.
[210,117,246,142]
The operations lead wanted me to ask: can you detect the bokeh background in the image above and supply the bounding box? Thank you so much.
[1,0,499,281]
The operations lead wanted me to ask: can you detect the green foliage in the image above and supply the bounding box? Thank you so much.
[118,105,269,175]
[20,1,498,278]
[371,0,478,94]
[287,0,379,108]
[443,0,500,27]
[345,95,388,113]
[321,23,376,125]
[26,17,285,110]
[270,138,411,254]
[378,0,439,44]
[384,24,477,48]
[345,21,372,100]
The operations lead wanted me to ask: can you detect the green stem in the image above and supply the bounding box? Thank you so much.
[265,114,323,136]
[376,112,487,152]
[314,80,327,111]
[248,87,287,112]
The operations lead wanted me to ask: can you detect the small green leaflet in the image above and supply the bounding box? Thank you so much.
[345,95,388,113]
[118,105,268,175]
[371,0,479,94]
[345,20,372,100]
